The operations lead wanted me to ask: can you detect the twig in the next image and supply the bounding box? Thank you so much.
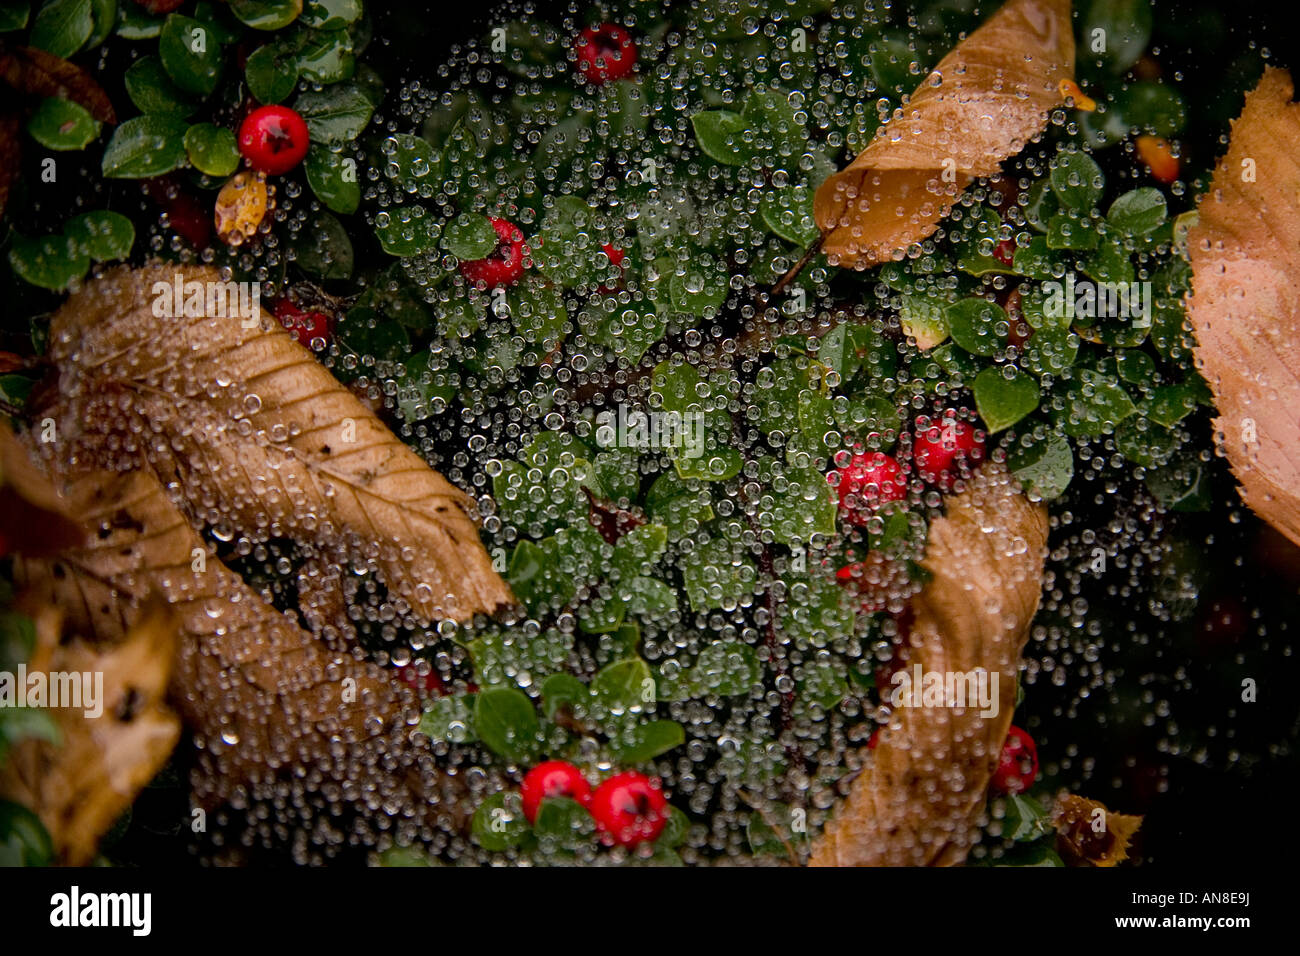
[770,234,825,298]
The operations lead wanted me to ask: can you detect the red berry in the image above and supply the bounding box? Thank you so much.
[574,24,637,84]
[831,451,907,523]
[912,417,986,489]
[602,243,626,269]
[394,663,445,698]
[867,728,881,750]
[520,761,592,824]
[991,725,1039,795]
[588,771,668,847]
[459,217,527,288]
[238,105,310,176]
[273,298,332,350]
[133,0,185,13]
[993,238,1016,267]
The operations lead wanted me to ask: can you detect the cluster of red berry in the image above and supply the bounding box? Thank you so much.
[829,411,987,611]
[519,761,669,848]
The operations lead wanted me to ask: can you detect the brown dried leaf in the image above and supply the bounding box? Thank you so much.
[809,464,1047,866]
[0,597,181,865]
[0,417,85,556]
[45,263,513,623]
[1186,68,1300,548]
[0,46,116,123]
[13,456,468,824]
[814,0,1074,269]
[1052,793,1143,867]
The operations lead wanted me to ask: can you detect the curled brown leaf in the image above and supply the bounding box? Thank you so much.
[1186,68,1300,548]
[1052,793,1143,867]
[0,418,84,556]
[0,597,180,865]
[809,464,1047,866]
[814,0,1074,269]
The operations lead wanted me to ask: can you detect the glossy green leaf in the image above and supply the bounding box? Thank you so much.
[442,213,498,260]
[244,41,299,104]
[159,14,224,97]
[26,96,99,150]
[29,0,92,59]
[294,83,373,143]
[183,122,239,176]
[471,791,529,851]
[973,366,1040,433]
[947,297,1007,357]
[124,54,196,115]
[1008,435,1074,500]
[64,209,133,261]
[8,232,88,290]
[473,686,541,762]
[303,144,360,214]
[691,109,752,166]
[228,0,301,30]
[1107,187,1167,237]
[1049,149,1104,211]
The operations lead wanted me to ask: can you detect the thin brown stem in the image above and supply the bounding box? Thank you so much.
[770,234,825,298]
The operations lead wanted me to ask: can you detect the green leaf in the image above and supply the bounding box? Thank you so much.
[658,805,689,848]
[611,523,668,579]
[183,122,239,176]
[1146,454,1211,512]
[691,109,752,166]
[1012,236,1058,281]
[1145,382,1200,428]
[8,232,88,290]
[681,535,757,611]
[116,3,160,39]
[471,791,529,851]
[64,210,133,261]
[764,466,837,546]
[292,210,353,279]
[689,640,759,696]
[101,112,188,178]
[0,800,53,867]
[974,366,1040,433]
[0,707,61,761]
[1004,794,1052,842]
[124,55,196,116]
[417,693,476,744]
[382,132,442,192]
[295,83,373,143]
[541,673,588,720]
[1062,369,1137,436]
[1115,415,1179,468]
[1084,0,1152,73]
[295,26,355,84]
[947,298,1007,357]
[229,0,301,30]
[1021,325,1079,377]
[303,144,359,214]
[1046,212,1100,250]
[534,195,599,289]
[0,2,30,32]
[610,720,685,764]
[29,0,92,59]
[1107,187,1167,237]
[742,87,807,160]
[1023,178,1058,231]
[1049,149,1104,211]
[532,796,595,852]
[590,657,654,714]
[244,42,299,104]
[302,0,361,30]
[25,96,99,150]
[1115,349,1155,384]
[473,686,540,762]
[669,255,728,316]
[1008,435,1074,500]
[1120,81,1186,137]
[159,14,224,97]
[761,184,818,246]
[442,213,498,260]
[374,205,440,256]
[85,0,113,49]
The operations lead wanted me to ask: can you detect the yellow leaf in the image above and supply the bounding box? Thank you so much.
[809,464,1047,866]
[0,597,181,865]
[1187,68,1300,548]
[215,170,270,246]
[814,0,1075,269]
[1052,793,1143,867]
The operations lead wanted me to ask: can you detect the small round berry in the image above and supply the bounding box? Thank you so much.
[459,217,527,288]
[835,552,910,613]
[394,663,445,698]
[993,238,1016,267]
[574,24,637,84]
[589,771,668,847]
[273,298,331,350]
[520,761,592,824]
[238,105,310,176]
[912,417,986,489]
[867,728,881,750]
[831,451,907,523]
[991,725,1039,795]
